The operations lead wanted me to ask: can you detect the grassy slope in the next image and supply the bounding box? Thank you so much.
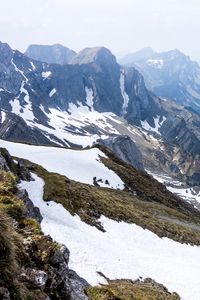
[22,150,200,245]
[0,170,63,299]
[86,278,180,300]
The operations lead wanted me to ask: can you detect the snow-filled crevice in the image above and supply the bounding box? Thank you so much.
[120,69,130,117]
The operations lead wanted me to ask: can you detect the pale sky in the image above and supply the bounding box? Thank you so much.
[0,0,200,60]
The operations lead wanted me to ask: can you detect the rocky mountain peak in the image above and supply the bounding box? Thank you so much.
[25,43,76,65]
[70,46,117,66]
[0,41,13,66]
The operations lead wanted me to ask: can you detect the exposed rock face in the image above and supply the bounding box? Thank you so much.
[0,112,55,145]
[25,44,76,65]
[21,235,90,300]
[98,135,144,170]
[17,188,43,223]
[69,270,90,300]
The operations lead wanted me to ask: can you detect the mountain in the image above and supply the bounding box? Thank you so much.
[0,41,200,184]
[121,48,200,114]
[1,41,200,300]
[25,43,76,65]
[118,47,155,65]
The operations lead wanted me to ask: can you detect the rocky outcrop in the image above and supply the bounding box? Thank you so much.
[98,135,144,170]
[0,112,55,146]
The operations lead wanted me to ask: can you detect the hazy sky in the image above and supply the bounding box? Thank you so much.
[0,0,200,60]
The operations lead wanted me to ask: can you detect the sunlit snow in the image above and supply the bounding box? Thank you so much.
[0,140,124,189]
[19,173,200,300]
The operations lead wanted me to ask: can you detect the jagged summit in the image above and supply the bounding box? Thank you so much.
[25,43,76,65]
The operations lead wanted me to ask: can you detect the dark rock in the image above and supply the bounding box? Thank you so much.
[17,188,42,223]
[69,270,90,300]
[98,135,144,170]
[0,287,10,300]
[21,269,47,288]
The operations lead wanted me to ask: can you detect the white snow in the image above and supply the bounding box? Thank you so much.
[11,58,28,82]
[10,82,35,123]
[33,103,118,147]
[42,71,52,79]
[0,140,124,189]
[120,69,130,116]
[19,173,200,300]
[1,111,6,123]
[30,61,36,70]
[141,116,166,135]
[146,59,164,69]
[49,88,56,97]
[85,87,94,110]
[147,170,200,206]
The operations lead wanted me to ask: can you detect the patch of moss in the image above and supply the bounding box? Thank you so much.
[86,279,180,300]
[0,171,17,194]
[21,218,42,235]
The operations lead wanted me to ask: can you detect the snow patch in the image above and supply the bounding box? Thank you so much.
[120,69,130,116]
[1,111,6,123]
[49,88,56,97]
[19,173,200,300]
[141,116,166,135]
[85,86,94,110]
[10,82,35,123]
[42,71,52,79]
[30,61,36,70]
[85,87,94,110]
[0,140,124,189]
[146,59,164,69]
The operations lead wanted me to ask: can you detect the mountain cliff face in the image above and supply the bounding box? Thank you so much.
[121,48,200,114]
[25,44,76,65]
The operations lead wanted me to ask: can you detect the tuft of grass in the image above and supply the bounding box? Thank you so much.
[21,218,42,235]
[0,210,18,283]
[86,278,181,300]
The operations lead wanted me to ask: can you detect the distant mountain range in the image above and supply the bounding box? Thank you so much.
[119,48,200,114]
[0,41,199,185]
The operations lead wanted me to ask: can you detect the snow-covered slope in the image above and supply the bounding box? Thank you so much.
[20,173,200,300]
[0,139,124,189]
[148,171,200,210]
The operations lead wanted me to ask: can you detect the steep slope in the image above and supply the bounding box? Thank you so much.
[25,43,76,65]
[1,141,200,299]
[121,48,200,114]
[0,148,89,300]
